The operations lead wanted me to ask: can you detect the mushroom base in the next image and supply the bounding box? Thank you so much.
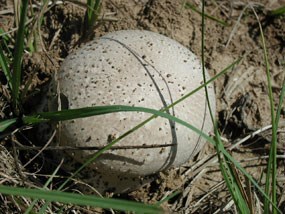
[55,150,157,194]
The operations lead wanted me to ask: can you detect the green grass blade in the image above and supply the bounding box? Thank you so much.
[0,28,13,57]
[215,130,250,213]
[184,2,229,26]
[269,6,285,16]
[201,1,249,212]
[250,6,278,213]
[87,0,101,22]
[156,191,181,206]
[275,77,285,125]
[0,44,12,89]
[0,185,162,213]
[11,0,29,113]
[200,0,214,124]
[84,0,101,36]
[25,161,62,214]
[0,28,11,42]
[22,105,221,142]
[0,118,17,132]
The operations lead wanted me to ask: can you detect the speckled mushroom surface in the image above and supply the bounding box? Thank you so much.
[49,30,215,193]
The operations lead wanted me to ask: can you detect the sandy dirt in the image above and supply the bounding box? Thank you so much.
[0,0,284,213]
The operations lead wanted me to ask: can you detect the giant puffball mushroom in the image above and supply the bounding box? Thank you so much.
[49,30,216,193]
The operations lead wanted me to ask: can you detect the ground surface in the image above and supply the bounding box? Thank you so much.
[0,0,284,213]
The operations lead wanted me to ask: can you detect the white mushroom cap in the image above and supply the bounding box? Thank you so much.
[50,30,215,192]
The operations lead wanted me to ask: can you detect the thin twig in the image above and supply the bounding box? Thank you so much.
[23,130,56,167]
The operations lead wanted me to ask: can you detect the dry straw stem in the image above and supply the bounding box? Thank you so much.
[23,130,56,168]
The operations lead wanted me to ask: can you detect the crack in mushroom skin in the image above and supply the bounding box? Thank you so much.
[48,30,216,193]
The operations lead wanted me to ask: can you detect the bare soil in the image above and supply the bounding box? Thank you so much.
[0,0,284,213]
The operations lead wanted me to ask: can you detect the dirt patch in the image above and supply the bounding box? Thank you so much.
[0,0,284,213]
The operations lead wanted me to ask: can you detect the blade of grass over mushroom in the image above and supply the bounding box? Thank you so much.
[24,56,241,192]
[23,107,279,209]
[52,104,281,212]
[25,107,280,211]
[12,0,29,113]
[0,185,162,213]
[200,1,250,212]
[23,57,241,126]
[4,57,240,132]
[251,6,278,213]
[184,2,229,26]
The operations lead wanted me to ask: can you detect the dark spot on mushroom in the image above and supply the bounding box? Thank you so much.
[107,134,116,143]
[85,136,92,142]
[159,148,165,154]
